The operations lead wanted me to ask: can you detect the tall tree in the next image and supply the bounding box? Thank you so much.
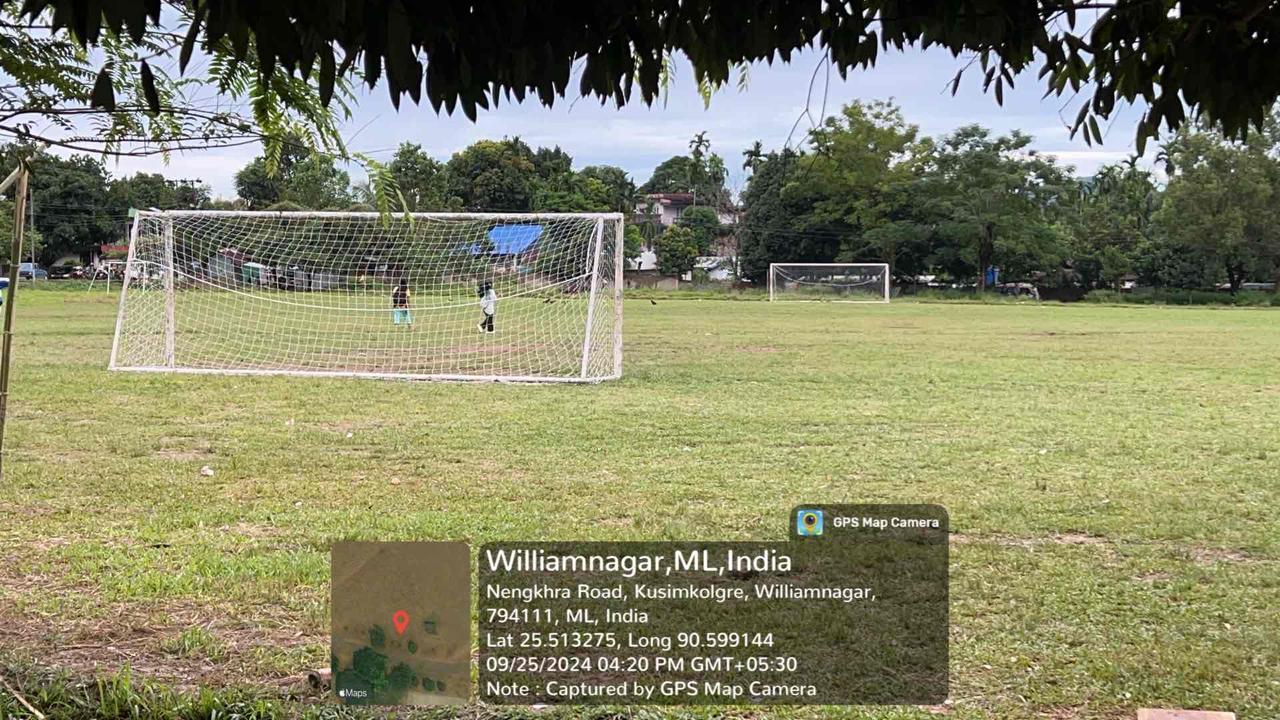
[1152,123,1280,291]
[386,143,454,211]
[654,225,699,276]
[623,224,645,267]
[1069,159,1159,289]
[737,149,809,281]
[677,206,722,255]
[640,133,729,207]
[533,175,616,212]
[532,146,575,186]
[110,173,210,212]
[641,156,696,194]
[919,126,1072,288]
[234,141,314,209]
[235,145,352,210]
[578,166,637,214]
[528,145,597,210]
[799,100,935,277]
[742,141,765,172]
[0,199,44,264]
[446,138,538,211]
[688,132,729,207]
[234,158,283,209]
[1,144,115,263]
[280,154,352,210]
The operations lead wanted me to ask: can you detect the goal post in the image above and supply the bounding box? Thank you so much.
[768,263,891,303]
[109,210,625,383]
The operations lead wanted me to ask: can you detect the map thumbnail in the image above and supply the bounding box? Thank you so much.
[331,542,470,705]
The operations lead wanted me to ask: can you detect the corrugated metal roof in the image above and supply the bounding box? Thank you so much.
[477,224,544,255]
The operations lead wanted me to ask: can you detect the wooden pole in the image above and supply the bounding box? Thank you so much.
[0,165,30,481]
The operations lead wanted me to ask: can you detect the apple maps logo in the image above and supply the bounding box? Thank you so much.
[337,687,369,700]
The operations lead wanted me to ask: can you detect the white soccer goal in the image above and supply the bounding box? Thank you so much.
[768,263,891,303]
[110,211,624,383]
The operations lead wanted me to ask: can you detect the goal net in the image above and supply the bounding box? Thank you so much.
[768,263,890,303]
[110,211,623,383]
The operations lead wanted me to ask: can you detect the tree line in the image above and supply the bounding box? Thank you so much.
[8,99,1280,295]
[231,134,737,276]
[738,100,1280,292]
[0,129,733,273]
[232,137,642,217]
[0,144,213,264]
[0,137,653,265]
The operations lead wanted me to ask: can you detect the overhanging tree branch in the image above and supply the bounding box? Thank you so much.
[11,0,1276,153]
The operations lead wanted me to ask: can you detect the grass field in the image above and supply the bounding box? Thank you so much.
[1,286,1278,719]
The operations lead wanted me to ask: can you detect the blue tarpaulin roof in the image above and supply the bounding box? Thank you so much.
[475,224,543,255]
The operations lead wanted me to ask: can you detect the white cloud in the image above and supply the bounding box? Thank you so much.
[1038,149,1136,175]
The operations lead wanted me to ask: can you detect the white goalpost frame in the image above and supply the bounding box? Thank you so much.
[162,216,176,368]
[611,216,624,379]
[768,262,891,303]
[86,260,127,293]
[113,210,623,220]
[107,215,141,371]
[109,210,625,384]
[578,217,605,379]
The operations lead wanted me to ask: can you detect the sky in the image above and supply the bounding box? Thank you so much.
[101,46,1147,200]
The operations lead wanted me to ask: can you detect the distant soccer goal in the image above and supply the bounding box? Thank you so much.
[768,263,891,303]
[110,211,624,383]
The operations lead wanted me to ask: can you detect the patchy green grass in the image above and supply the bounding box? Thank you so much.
[1,286,1278,719]
[160,627,227,663]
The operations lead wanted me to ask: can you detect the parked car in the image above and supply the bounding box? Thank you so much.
[83,264,123,283]
[994,282,1041,299]
[48,263,84,280]
[1216,281,1277,292]
[17,262,47,279]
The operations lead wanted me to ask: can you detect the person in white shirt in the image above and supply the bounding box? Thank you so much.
[477,280,497,333]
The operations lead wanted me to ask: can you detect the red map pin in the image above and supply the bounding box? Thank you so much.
[392,610,410,636]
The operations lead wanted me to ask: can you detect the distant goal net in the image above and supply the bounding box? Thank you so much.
[768,263,890,303]
[110,211,623,383]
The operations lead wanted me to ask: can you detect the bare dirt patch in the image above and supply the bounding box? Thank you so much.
[1038,706,1132,720]
[154,448,213,461]
[319,419,390,434]
[0,543,323,692]
[217,522,289,541]
[1048,532,1110,545]
[0,597,324,692]
[1186,546,1254,565]
[950,533,1260,566]
[46,449,101,464]
[154,436,213,461]
[13,504,57,518]
[949,532,1106,548]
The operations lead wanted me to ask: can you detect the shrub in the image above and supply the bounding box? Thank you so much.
[1085,289,1280,306]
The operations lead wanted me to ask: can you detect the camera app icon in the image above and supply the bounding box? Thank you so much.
[796,508,824,536]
